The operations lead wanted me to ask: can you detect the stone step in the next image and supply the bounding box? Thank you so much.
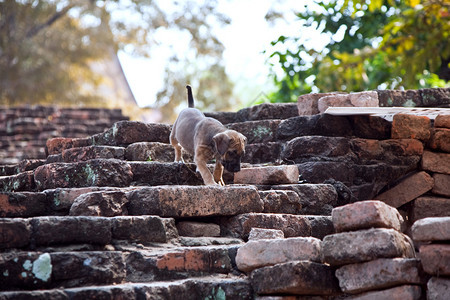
[0,215,178,250]
[0,241,245,291]
[0,275,253,299]
[1,182,339,218]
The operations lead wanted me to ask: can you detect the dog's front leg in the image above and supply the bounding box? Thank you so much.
[213,161,225,186]
[195,147,217,185]
[195,159,217,185]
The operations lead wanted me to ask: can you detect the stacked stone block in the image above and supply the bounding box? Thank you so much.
[236,236,340,297]
[0,106,128,165]
[323,201,423,299]
[375,114,450,230]
[412,217,450,300]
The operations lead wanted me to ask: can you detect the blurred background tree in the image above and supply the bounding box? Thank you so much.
[0,0,232,121]
[266,0,450,102]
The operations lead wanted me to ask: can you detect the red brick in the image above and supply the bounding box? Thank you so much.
[391,114,431,141]
[236,237,322,272]
[317,91,378,113]
[375,171,434,208]
[434,114,450,129]
[250,261,340,295]
[411,196,450,222]
[0,218,31,249]
[332,200,403,232]
[297,92,346,115]
[419,244,450,276]
[234,165,299,185]
[128,186,263,217]
[323,228,416,266]
[176,221,220,237]
[221,213,312,240]
[335,258,421,294]
[428,128,450,153]
[421,150,450,175]
[433,173,450,197]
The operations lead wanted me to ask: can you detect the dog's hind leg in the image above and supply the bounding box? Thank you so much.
[170,133,184,163]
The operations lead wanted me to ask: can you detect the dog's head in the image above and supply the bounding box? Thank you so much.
[213,130,247,173]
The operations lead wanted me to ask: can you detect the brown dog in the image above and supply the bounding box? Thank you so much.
[170,85,247,185]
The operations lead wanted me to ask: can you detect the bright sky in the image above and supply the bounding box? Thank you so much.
[118,0,327,108]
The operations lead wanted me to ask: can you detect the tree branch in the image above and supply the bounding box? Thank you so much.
[26,3,76,38]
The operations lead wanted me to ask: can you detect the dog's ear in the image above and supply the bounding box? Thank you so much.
[213,132,230,155]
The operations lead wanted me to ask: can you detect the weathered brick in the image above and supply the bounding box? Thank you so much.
[0,192,48,217]
[0,171,35,192]
[317,91,379,113]
[411,196,450,222]
[242,142,282,164]
[91,121,170,146]
[335,258,421,294]
[236,102,299,121]
[421,150,450,175]
[419,244,450,276]
[0,218,31,249]
[112,216,178,243]
[234,165,299,185]
[69,191,128,217]
[297,92,346,115]
[31,216,112,246]
[46,137,91,155]
[34,159,133,190]
[0,251,125,290]
[50,251,126,288]
[332,200,404,232]
[391,114,431,141]
[236,237,322,272]
[129,162,203,186]
[125,142,193,162]
[250,261,340,295]
[265,183,338,215]
[127,186,263,217]
[221,213,312,240]
[227,120,280,144]
[433,173,450,197]
[411,217,450,242]
[427,277,450,300]
[375,171,434,208]
[125,246,233,281]
[44,187,120,213]
[248,228,284,240]
[61,145,125,162]
[434,114,450,129]
[323,228,416,266]
[176,221,220,237]
[428,128,450,153]
[258,190,302,214]
[344,285,422,300]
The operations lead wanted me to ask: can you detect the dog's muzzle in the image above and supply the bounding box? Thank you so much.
[222,159,241,173]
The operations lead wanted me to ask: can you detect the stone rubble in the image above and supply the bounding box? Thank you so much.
[0,88,449,298]
[412,217,450,300]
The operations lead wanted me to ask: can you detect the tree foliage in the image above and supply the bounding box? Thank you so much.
[267,0,450,102]
[0,0,233,118]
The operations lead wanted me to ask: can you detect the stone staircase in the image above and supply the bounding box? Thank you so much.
[1,90,450,299]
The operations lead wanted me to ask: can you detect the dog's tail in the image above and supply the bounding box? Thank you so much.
[186,85,194,108]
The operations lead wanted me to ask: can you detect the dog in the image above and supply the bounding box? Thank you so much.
[170,85,247,185]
